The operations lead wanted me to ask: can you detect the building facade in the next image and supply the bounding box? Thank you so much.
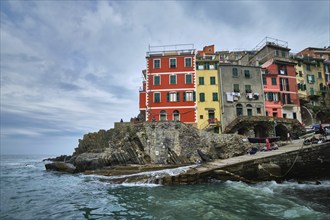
[139,44,196,124]
[241,37,302,122]
[219,64,265,132]
[196,45,221,132]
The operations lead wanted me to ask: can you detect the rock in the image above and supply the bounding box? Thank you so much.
[43,155,71,162]
[45,162,76,173]
[51,122,252,173]
[257,163,281,180]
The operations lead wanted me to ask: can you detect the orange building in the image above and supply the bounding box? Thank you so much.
[139,44,196,124]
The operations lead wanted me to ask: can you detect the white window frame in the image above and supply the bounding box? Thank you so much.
[169,92,177,102]
[185,92,194,101]
[169,74,177,84]
[169,58,177,68]
[153,59,161,69]
[153,75,161,85]
[185,74,192,84]
[185,57,192,67]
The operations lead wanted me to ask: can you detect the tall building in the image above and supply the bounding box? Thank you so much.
[241,37,301,122]
[219,64,265,133]
[196,45,221,133]
[294,48,328,102]
[139,44,196,124]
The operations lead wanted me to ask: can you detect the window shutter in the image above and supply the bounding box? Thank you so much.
[183,92,186,101]
[193,91,196,101]
[177,92,180,101]
[167,92,170,102]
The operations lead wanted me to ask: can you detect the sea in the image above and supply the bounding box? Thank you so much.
[1,154,330,220]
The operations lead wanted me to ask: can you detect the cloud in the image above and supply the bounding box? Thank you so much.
[1,0,328,155]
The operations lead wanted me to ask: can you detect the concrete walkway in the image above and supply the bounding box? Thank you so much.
[190,139,322,174]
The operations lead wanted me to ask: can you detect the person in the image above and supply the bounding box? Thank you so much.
[265,138,270,151]
[120,118,123,123]
[287,132,292,143]
[271,142,278,150]
[319,124,325,136]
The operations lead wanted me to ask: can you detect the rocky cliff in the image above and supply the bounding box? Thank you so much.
[46,121,252,173]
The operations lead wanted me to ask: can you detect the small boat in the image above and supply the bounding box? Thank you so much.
[248,137,280,143]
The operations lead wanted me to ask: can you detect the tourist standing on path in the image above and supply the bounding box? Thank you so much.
[265,138,270,150]
[287,132,292,143]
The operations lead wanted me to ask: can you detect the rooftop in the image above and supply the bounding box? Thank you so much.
[146,44,195,57]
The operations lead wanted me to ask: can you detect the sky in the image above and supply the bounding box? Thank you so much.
[1,0,329,155]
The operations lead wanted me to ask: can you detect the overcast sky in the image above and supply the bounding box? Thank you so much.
[1,0,329,155]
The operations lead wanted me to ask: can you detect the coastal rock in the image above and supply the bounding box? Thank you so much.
[49,122,252,173]
[45,162,76,173]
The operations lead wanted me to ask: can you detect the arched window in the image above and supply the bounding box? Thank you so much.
[246,104,253,116]
[173,110,180,121]
[236,104,243,116]
[160,110,167,121]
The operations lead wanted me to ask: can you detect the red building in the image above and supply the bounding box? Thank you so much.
[139,44,196,124]
[242,37,301,121]
[262,58,300,120]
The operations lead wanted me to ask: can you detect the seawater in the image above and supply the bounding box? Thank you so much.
[1,155,329,220]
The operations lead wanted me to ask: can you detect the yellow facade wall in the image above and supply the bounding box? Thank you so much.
[196,68,221,132]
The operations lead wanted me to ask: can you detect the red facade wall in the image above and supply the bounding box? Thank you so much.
[145,53,196,123]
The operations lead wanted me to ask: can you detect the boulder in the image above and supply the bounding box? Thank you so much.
[45,162,76,173]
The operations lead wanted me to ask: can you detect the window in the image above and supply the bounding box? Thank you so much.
[154,75,160,85]
[170,58,176,68]
[212,93,218,101]
[236,104,243,116]
[160,110,167,121]
[280,78,289,91]
[199,77,204,85]
[233,84,240,92]
[271,78,277,85]
[275,50,279,56]
[232,68,238,77]
[244,70,250,78]
[247,104,253,116]
[278,64,286,75]
[318,72,322,79]
[167,92,179,102]
[184,92,194,101]
[209,64,215,70]
[299,71,303,77]
[185,58,192,67]
[170,74,177,84]
[154,92,160,103]
[245,85,252,93]
[210,76,216,85]
[257,107,261,114]
[307,75,315,84]
[265,92,279,102]
[199,93,205,102]
[306,64,311,71]
[154,59,160,69]
[198,64,204,70]
[185,74,192,84]
[200,115,203,119]
[204,63,209,70]
[173,110,180,121]
[281,51,286,58]
[262,77,267,85]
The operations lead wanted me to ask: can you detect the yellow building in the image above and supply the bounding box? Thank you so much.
[294,54,326,104]
[196,45,221,133]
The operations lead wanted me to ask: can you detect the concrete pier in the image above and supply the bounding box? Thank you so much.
[161,140,330,185]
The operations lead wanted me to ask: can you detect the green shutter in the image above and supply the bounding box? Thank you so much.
[167,92,170,102]
[193,91,196,101]
[177,92,180,101]
[183,92,186,101]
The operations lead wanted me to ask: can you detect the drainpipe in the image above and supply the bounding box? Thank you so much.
[219,66,225,132]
